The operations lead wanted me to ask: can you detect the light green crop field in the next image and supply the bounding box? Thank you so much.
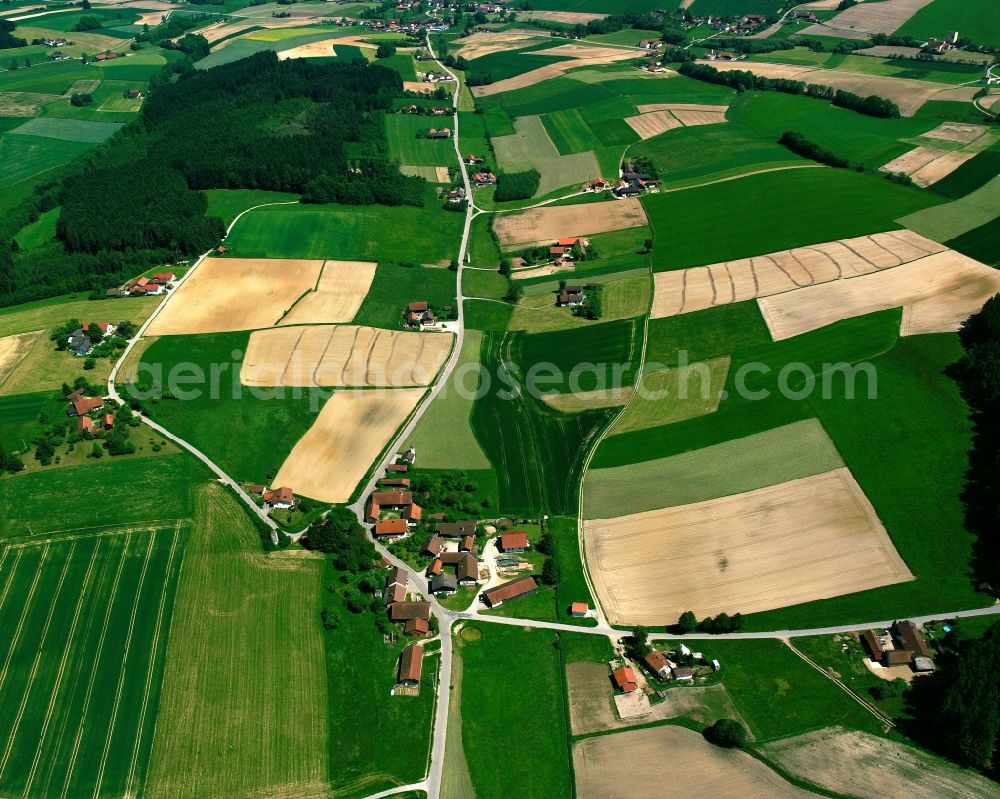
[897,174,1000,242]
[0,134,93,187]
[407,329,491,470]
[0,523,184,799]
[541,107,604,155]
[584,418,844,518]
[458,624,572,799]
[386,114,456,167]
[610,355,730,436]
[491,115,601,197]
[645,168,941,271]
[747,46,986,84]
[245,25,330,42]
[508,275,650,333]
[145,484,328,799]
[223,194,463,264]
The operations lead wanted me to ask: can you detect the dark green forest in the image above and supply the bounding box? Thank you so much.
[1,53,426,307]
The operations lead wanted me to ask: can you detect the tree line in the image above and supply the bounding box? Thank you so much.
[678,61,900,118]
[0,53,427,307]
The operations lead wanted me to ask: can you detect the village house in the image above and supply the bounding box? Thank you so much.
[497,531,529,553]
[389,601,432,622]
[447,186,467,203]
[893,620,933,660]
[638,38,660,50]
[65,388,104,417]
[430,572,458,595]
[431,106,450,116]
[465,154,485,165]
[440,551,479,585]
[374,518,410,539]
[644,650,670,678]
[612,666,638,693]
[262,486,294,509]
[42,38,68,47]
[77,416,94,433]
[436,520,477,537]
[398,644,424,686]
[101,413,114,431]
[126,89,143,100]
[367,491,422,524]
[422,535,444,557]
[861,629,885,664]
[671,665,694,681]
[384,582,407,605]
[407,301,436,327]
[482,575,536,607]
[386,463,409,474]
[380,477,411,489]
[569,602,590,618]
[427,558,443,576]
[459,535,475,552]
[426,127,451,139]
[247,484,266,497]
[585,177,610,192]
[471,168,496,187]
[404,617,430,636]
[557,286,586,308]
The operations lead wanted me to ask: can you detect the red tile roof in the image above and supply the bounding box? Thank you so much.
[404,617,429,635]
[499,532,528,551]
[76,416,93,432]
[399,644,424,683]
[263,486,294,505]
[644,651,668,673]
[389,601,431,621]
[374,519,409,536]
[612,666,638,692]
[70,396,104,416]
[372,491,413,506]
[482,576,536,606]
[570,602,589,616]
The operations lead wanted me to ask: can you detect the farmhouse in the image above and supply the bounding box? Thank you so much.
[557,287,586,307]
[440,551,480,584]
[861,629,885,664]
[404,617,429,636]
[125,89,143,100]
[482,575,537,607]
[430,573,458,595]
[386,566,407,588]
[422,535,444,557]
[459,535,474,552]
[644,650,670,678]
[384,582,407,605]
[612,666,638,693]
[569,602,590,618]
[262,486,294,509]
[427,559,443,576]
[498,531,529,553]
[374,518,410,538]
[77,416,93,433]
[893,620,933,660]
[367,491,422,524]
[389,601,432,621]
[387,464,409,474]
[585,177,611,192]
[465,154,485,165]
[65,388,104,417]
[426,127,451,139]
[398,644,424,686]
[471,169,496,187]
[671,666,694,681]
[380,477,411,489]
[436,520,477,537]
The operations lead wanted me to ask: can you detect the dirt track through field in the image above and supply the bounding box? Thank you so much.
[584,468,912,624]
[272,388,423,503]
[471,45,641,97]
[797,0,935,39]
[759,249,1000,340]
[241,325,453,388]
[764,727,1000,799]
[0,331,42,386]
[494,199,648,246]
[574,726,815,799]
[651,229,946,319]
[147,258,318,335]
[704,59,972,116]
[277,260,376,325]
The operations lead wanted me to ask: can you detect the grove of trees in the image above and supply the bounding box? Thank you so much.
[494,168,540,201]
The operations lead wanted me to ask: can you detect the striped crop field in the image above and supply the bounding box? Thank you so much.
[0,524,185,799]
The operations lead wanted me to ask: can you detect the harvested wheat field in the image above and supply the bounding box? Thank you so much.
[567,662,744,735]
[542,387,632,413]
[672,109,728,126]
[0,330,42,385]
[798,0,935,39]
[278,38,338,59]
[277,260,376,325]
[584,468,912,624]
[472,45,639,97]
[907,150,978,186]
[921,121,990,144]
[147,258,324,335]
[575,726,814,799]
[759,250,1000,340]
[273,388,424,502]
[522,10,606,25]
[241,325,453,388]
[454,30,546,60]
[764,727,1000,799]
[624,111,684,139]
[705,60,963,116]
[651,229,945,319]
[637,102,728,114]
[495,199,647,247]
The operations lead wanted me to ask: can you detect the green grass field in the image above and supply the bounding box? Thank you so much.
[509,274,650,334]
[0,455,208,536]
[931,149,1000,199]
[458,624,572,799]
[689,0,784,13]
[0,134,93,187]
[351,263,457,328]
[386,115,456,167]
[897,174,1000,242]
[0,391,64,453]
[585,418,844,518]
[223,193,463,264]
[470,331,615,514]
[9,116,121,143]
[462,268,508,300]
[202,188,299,227]
[145,484,329,799]
[541,107,604,155]
[407,330,491,470]
[645,168,941,271]
[12,207,58,250]
[467,39,570,82]
[0,523,184,799]
[491,114,601,197]
[135,333,329,484]
[896,0,1000,48]
[946,216,1000,266]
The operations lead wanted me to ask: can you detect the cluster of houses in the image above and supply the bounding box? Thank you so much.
[549,236,586,267]
[861,620,936,673]
[406,300,437,328]
[65,388,110,433]
[381,565,431,689]
[686,13,768,36]
[426,127,451,139]
[704,50,746,62]
[108,272,176,298]
[93,52,124,62]
[613,644,721,695]
[583,177,611,193]
[614,162,661,197]
[924,30,960,54]
[445,185,466,203]
[247,484,297,511]
[422,71,451,84]
[67,321,116,357]
[401,104,451,116]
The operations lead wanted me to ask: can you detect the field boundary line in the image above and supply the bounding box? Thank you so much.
[60,532,132,799]
[783,638,894,729]
[0,542,75,781]
[3,522,175,548]
[125,522,182,797]
[0,548,24,619]
[0,548,48,696]
[92,531,157,799]
[20,539,103,797]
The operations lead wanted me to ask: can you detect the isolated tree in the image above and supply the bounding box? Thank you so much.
[644,238,653,253]
[376,42,396,59]
[677,610,697,634]
[704,719,747,748]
